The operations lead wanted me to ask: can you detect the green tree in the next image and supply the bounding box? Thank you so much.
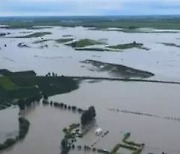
[89,106,96,118]
[81,106,96,125]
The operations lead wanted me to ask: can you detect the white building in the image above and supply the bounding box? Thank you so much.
[95,128,103,136]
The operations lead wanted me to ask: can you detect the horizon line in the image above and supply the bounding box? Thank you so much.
[0,14,180,18]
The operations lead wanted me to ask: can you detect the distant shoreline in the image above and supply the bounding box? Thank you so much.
[0,15,180,30]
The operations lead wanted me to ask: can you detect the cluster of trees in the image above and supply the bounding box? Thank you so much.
[52,102,84,113]
[45,72,58,77]
[0,138,16,150]
[61,123,80,154]
[61,138,70,154]
[60,106,96,154]
[18,96,41,110]
[43,99,84,114]
[81,106,96,125]
[18,117,30,139]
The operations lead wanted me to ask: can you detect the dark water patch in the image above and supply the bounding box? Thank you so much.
[33,39,52,44]
[91,55,101,58]
[56,38,74,43]
[87,80,102,84]
[39,44,48,49]
[34,55,72,59]
[108,108,180,122]
[3,57,14,62]
[160,42,180,48]
[19,31,33,34]
[75,47,112,52]
[17,43,30,48]
[0,33,10,37]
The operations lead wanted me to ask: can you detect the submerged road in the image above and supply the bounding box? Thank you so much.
[66,76,180,85]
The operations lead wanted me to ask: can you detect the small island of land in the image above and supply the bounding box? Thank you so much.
[107,41,150,51]
[81,60,154,78]
[66,39,104,48]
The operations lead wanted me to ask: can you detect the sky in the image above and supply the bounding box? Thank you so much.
[0,0,180,16]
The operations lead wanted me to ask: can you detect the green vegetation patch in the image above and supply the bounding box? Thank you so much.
[2,76,79,99]
[1,16,180,30]
[111,132,144,154]
[0,69,36,77]
[66,39,104,48]
[61,123,81,154]
[111,143,121,154]
[73,41,149,52]
[0,77,18,90]
[82,60,154,79]
[0,69,79,100]
[81,106,96,126]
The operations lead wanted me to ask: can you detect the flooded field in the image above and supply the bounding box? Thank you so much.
[0,26,180,80]
[1,24,180,154]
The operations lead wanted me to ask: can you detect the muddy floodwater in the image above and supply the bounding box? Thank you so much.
[1,26,180,80]
[1,81,180,154]
[1,26,180,154]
